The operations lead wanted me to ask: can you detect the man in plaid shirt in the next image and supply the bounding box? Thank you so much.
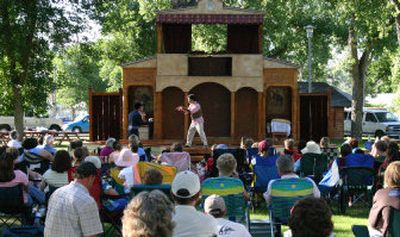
[45,162,103,237]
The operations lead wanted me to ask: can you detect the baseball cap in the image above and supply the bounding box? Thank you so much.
[171,171,200,198]
[204,194,226,216]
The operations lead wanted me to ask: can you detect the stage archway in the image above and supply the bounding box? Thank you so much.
[189,82,231,137]
[161,87,185,139]
[235,87,258,139]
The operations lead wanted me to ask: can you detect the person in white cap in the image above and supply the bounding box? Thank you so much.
[171,171,218,237]
[204,195,251,237]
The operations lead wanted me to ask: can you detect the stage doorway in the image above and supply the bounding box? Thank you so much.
[189,82,231,137]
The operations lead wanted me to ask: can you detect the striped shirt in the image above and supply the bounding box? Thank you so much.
[42,170,69,188]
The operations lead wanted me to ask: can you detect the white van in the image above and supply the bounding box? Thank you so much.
[344,108,400,138]
[0,116,63,131]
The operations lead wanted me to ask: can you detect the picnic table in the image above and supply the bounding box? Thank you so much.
[0,130,82,146]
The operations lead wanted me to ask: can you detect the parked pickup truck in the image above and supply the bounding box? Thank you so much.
[344,108,400,139]
[0,116,64,131]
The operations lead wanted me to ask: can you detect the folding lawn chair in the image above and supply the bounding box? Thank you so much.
[134,162,177,184]
[269,178,314,237]
[352,207,400,237]
[299,153,329,183]
[0,185,31,228]
[201,177,250,228]
[339,166,375,214]
[250,154,279,210]
[130,184,172,200]
[160,151,191,172]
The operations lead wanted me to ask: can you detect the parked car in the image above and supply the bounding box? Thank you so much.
[0,116,63,132]
[62,115,89,133]
[344,108,400,138]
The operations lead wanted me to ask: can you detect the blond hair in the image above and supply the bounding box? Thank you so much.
[385,161,400,188]
[216,153,237,177]
[122,190,175,237]
[284,139,295,149]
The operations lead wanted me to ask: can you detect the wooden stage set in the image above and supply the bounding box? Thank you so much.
[88,0,348,149]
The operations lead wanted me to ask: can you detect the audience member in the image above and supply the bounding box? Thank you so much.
[170,142,184,152]
[41,150,71,190]
[68,146,89,181]
[286,197,334,237]
[337,143,352,168]
[7,130,22,149]
[69,139,83,153]
[100,137,116,157]
[202,153,247,198]
[264,155,320,204]
[122,190,175,237]
[142,169,163,185]
[368,161,400,237]
[380,135,391,144]
[380,142,400,172]
[204,194,251,237]
[371,140,388,164]
[109,141,122,163]
[172,171,218,237]
[116,149,139,191]
[129,134,147,161]
[258,139,275,157]
[282,138,301,161]
[297,140,307,155]
[349,137,363,154]
[45,162,103,237]
[294,141,328,179]
[84,156,103,208]
[22,137,53,161]
[320,137,338,163]
[39,134,57,156]
[0,147,45,207]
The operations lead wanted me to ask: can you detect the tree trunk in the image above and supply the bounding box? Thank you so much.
[391,0,400,45]
[12,85,24,138]
[349,25,363,140]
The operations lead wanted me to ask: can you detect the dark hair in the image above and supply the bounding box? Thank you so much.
[0,147,16,182]
[130,143,139,153]
[9,130,19,140]
[70,139,83,150]
[386,142,400,164]
[173,192,200,205]
[52,150,72,173]
[188,94,196,102]
[73,146,89,165]
[289,197,333,237]
[375,140,388,153]
[22,138,38,150]
[37,134,45,146]
[134,102,143,110]
[113,142,122,151]
[349,138,359,149]
[75,162,97,179]
[170,143,183,152]
[143,169,163,185]
[297,140,307,154]
[340,143,352,158]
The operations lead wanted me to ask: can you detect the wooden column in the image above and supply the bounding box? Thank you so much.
[123,86,129,139]
[258,92,265,140]
[88,89,93,141]
[153,92,162,139]
[230,92,236,138]
[258,24,263,54]
[156,23,163,54]
[183,92,189,139]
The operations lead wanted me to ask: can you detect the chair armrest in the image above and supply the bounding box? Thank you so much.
[352,225,369,237]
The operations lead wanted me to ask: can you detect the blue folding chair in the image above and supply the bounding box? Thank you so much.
[269,178,314,237]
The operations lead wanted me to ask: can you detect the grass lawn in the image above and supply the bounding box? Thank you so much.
[250,201,369,237]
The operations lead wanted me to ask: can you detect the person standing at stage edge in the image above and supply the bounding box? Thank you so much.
[177,94,208,147]
[128,102,150,138]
